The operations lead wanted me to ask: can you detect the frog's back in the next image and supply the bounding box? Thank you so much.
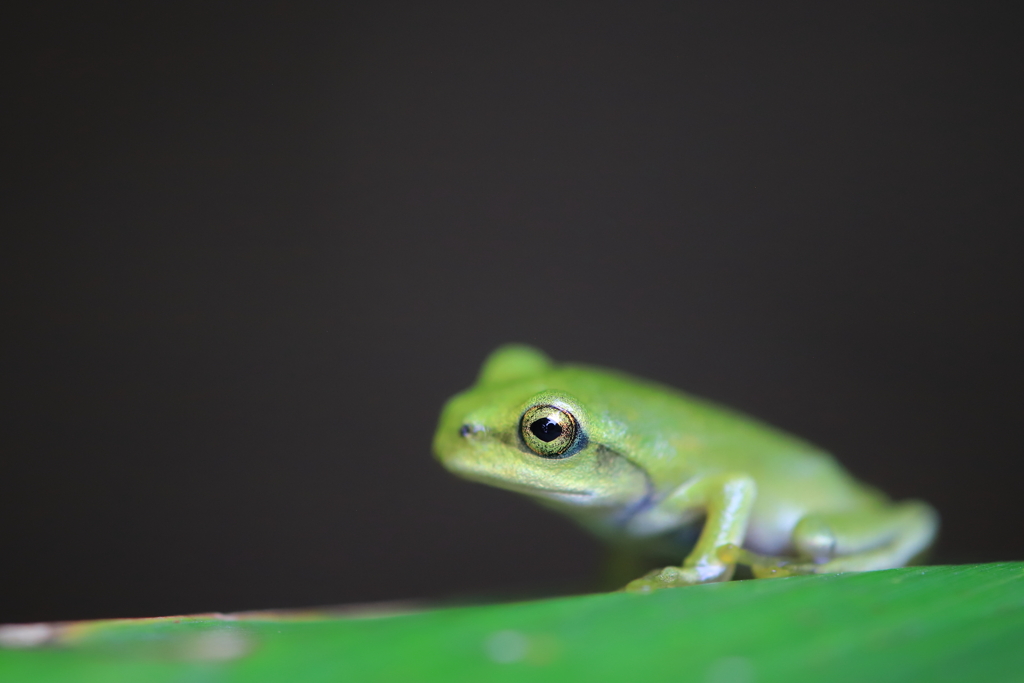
[553,363,882,512]
[554,362,820,457]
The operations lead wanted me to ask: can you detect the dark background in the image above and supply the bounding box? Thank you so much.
[4,2,1021,623]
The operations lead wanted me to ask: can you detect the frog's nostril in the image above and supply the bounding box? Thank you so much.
[459,424,480,437]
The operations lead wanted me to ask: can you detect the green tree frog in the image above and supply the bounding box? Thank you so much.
[433,345,938,591]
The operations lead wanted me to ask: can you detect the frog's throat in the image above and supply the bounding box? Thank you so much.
[454,443,656,519]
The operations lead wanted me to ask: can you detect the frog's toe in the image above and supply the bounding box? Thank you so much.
[623,577,660,593]
[623,566,720,592]
[750,561,817,578]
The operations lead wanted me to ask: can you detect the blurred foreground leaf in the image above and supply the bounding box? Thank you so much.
[1,563,1022,682]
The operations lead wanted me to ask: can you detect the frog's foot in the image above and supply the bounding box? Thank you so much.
[716,544,817,578]
[791,502,939,573]
[623,564,733,593]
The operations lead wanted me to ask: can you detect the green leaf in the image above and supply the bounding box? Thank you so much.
[2,563,1023,682]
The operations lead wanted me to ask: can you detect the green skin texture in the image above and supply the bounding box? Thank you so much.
[433,345,938,592]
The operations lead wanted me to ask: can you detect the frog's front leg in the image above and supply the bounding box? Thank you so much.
[623,473,756,592]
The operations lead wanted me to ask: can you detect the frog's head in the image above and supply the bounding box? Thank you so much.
[433,345,652,512]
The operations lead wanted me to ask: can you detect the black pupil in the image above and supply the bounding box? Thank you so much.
[530,417,563,442]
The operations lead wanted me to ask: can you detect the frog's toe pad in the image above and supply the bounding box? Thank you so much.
[623,565,726,592]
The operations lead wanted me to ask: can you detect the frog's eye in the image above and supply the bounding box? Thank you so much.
[520,405,578,458]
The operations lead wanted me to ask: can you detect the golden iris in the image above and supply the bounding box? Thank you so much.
[521,405,577,457]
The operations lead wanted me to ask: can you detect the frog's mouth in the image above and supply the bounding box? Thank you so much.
[486,479,595,500]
